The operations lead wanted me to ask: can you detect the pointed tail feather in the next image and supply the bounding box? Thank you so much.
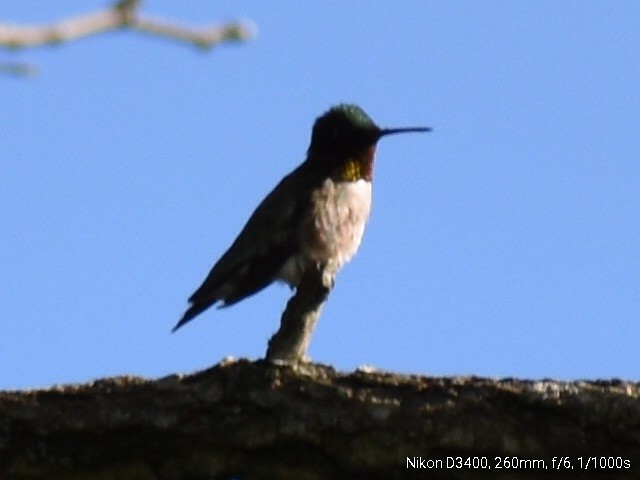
[173,246,294,332]
[172,301,214,332]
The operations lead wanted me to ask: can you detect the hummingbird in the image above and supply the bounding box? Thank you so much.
[173,104,430,332]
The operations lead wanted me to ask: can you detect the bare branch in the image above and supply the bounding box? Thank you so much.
[266,265,333,362]
[0,61,39,76]
[1,360,639,478]
[0,1,255,50]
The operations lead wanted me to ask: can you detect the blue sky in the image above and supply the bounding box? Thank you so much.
[2,2,638,389]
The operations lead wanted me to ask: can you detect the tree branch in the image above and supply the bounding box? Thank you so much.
[0,1,255,50]
[1,360,638,479]
[266,265,333,362]
[0,61,38,76]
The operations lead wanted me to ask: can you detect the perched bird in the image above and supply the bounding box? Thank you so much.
[173,104,430,332]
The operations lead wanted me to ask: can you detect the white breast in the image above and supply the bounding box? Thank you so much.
[278,178,372,287]
[310,178,372,263]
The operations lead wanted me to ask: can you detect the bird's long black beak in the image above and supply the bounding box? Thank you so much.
[380,127,432,138]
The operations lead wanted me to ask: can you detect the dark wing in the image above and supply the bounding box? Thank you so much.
[173,163,317,332]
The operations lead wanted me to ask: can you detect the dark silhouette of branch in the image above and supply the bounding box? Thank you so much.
[1,359,638,479]
[0,0,255,62]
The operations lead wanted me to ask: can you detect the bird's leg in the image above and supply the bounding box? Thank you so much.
[265,263,334,363]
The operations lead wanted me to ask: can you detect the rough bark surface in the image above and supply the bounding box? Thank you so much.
[266,266,332,362]
[1,359,638,479]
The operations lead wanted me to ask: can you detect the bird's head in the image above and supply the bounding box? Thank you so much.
[307,104,431,160]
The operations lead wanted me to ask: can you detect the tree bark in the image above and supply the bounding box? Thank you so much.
[1,359,638,479]
[266,265,333,362]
